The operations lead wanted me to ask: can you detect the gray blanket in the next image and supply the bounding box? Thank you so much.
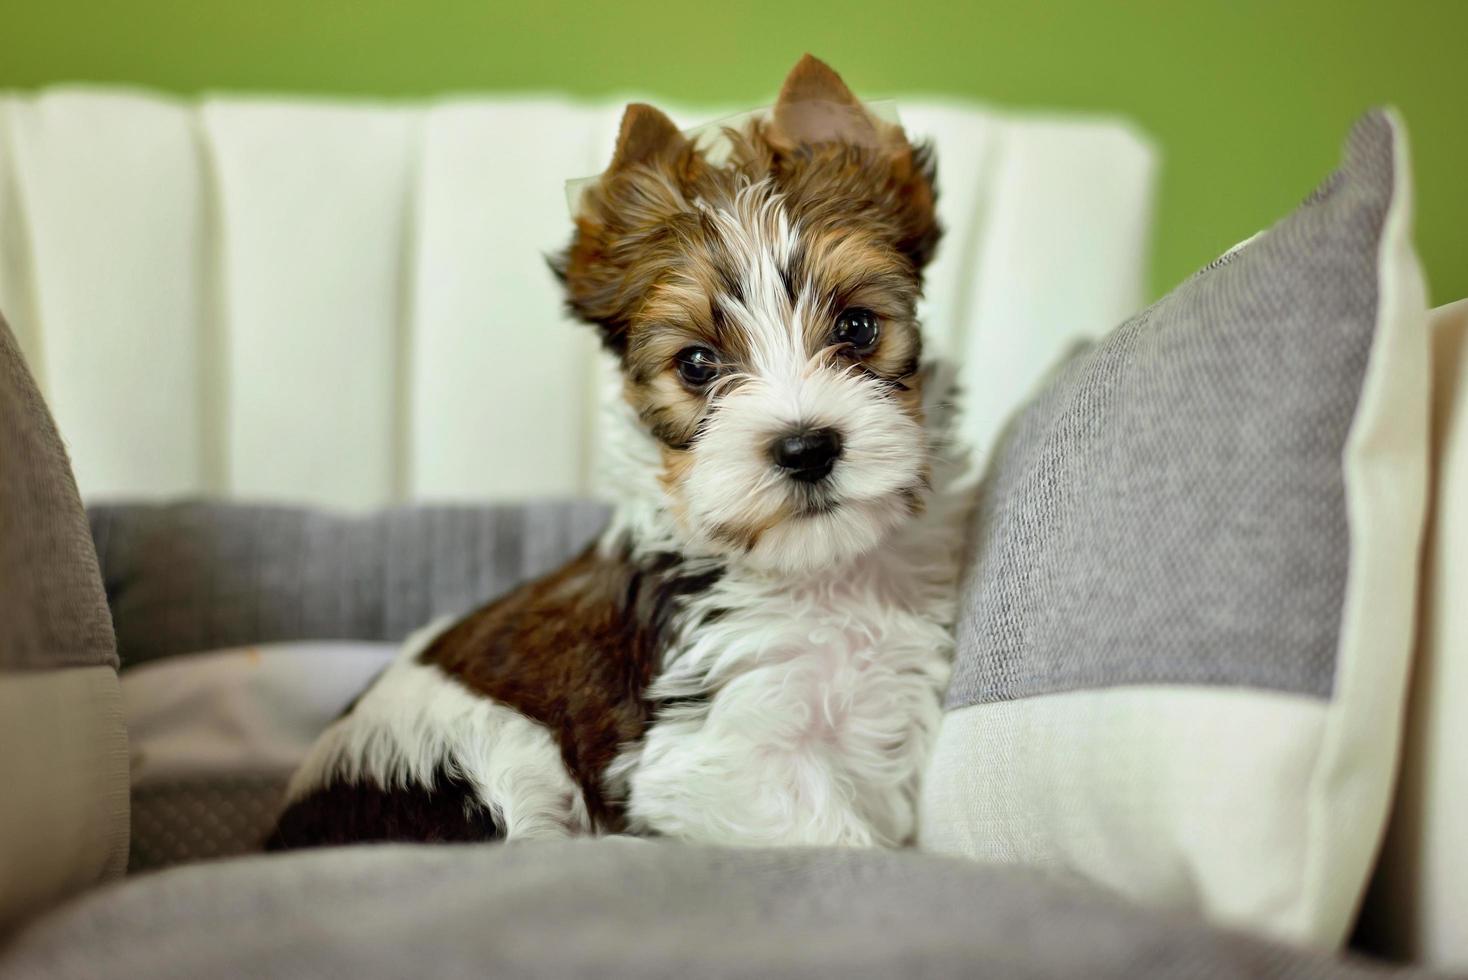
[0,840,1428,979]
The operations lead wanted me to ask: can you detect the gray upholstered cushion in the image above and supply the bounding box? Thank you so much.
[947,112,1395,709]
[90,500,610,666]
[0,841,1431,980]
[0,313,114,672]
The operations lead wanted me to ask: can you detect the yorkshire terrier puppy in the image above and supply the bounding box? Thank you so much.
[269,55,966,850]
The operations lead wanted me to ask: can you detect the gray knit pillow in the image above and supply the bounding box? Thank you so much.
[919,110,1430,949]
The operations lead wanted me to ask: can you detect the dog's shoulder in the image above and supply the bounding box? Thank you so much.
[428,540,712,711]
[423,539,720,813]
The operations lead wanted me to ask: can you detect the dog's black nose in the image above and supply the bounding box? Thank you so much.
[771,427,843,483]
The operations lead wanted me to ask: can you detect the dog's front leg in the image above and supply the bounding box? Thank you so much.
[619,719,883,847]
[612,644,936,850]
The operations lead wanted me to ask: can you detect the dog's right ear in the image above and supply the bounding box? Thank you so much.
[551,103,698,352]
[765,54,942,271]
[768,54,883,151]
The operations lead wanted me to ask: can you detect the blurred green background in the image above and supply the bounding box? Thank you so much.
[4,0,1464,304]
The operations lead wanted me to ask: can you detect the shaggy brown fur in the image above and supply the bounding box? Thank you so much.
[551,55,941,460]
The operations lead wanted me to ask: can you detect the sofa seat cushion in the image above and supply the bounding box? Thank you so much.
[0,841,1425,980]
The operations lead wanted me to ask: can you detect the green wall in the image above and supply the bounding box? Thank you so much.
[5,0,1464,303]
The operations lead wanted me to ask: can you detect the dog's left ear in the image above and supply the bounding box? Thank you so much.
[767,55,941,270]
[769,54,884,151]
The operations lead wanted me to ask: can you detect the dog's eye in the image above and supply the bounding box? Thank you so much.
[834,308,880,352]
[675,346,721,388]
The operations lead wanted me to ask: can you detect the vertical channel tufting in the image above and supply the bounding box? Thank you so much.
[895,103,1000,366]
[955,118,1156,468]
[195,100,229,497]
[4,89,1158,508]
[0,96,43,383]
[5,88,209,499]
[202,98,417,508]
[390,109,428,504]
[407,99,607,502]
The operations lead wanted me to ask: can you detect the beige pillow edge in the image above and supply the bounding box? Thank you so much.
[0,666,129,934]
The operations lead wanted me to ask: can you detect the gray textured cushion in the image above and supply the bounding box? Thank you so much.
[128,775,291,874]
[0,313,115,671]
[90,500,610,666]
[0,841,1432,980]
[947,110,1396,708]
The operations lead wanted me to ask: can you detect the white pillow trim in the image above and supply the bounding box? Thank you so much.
[1299,107,1431,944]
[920,685,1325,935]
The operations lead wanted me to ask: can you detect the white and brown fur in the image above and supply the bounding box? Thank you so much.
[268,55,967,851]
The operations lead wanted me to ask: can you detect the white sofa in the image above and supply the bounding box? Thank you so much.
[0,87,1156,507]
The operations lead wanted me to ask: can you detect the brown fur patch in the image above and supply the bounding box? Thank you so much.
[658,445,697,493]
[418,541,721,829]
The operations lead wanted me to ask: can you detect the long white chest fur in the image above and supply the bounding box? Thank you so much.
[608,479,964,847]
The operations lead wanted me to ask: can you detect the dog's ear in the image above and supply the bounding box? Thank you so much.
[552,103,700,351]
[769,54,883,150]
[609,103,688,172]
[767,55,941,271]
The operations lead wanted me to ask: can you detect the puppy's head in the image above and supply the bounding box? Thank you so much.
[555,55,941,575]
